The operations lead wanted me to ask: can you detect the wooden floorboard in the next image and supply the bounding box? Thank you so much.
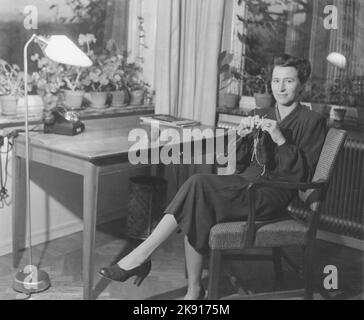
[0,219,362,300]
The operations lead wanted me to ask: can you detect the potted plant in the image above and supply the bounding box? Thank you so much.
[0,59,24,116]
[125,62,149,106]
[79,33,114,109]
[58,33,96,110]
[31,54,65,110]
[83,63,111,108]
[243,67,273,109]
[103,40,129,107]
[218,50,273,109]
[61,65,88,110]
[328,77,357,121]
[218,51,241,109]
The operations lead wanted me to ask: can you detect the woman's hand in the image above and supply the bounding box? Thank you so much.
[260,119,286,146]
[237,115,261,137]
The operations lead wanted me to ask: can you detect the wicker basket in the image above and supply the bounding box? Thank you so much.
[126,176,167,240]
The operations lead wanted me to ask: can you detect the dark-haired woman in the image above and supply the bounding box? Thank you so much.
[99,54,327,300]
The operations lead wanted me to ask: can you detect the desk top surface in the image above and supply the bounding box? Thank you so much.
[16,115,222,162]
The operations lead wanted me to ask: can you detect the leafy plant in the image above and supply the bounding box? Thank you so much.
[0,60,24,96]
[302,77,359,107]
[62,65,88,91]
[327,77,357,106]
[218,50,271,95]
[60,33,96,92]
[219,0,279,96]
[30,54,65,95]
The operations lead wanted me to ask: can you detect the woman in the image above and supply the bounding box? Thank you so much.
[99,53,327,299]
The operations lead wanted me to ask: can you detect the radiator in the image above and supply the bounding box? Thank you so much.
[319,136,364,240]
[217,114,364,242]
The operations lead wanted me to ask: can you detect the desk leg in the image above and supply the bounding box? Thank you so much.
[12,155,26,268]
[83,163,99,300]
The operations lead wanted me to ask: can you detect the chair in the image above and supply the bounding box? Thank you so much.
[207,128,347,300]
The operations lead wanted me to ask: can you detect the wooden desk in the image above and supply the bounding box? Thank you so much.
[12,115,221,299]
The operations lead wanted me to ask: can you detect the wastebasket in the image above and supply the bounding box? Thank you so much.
[126,176,167,240]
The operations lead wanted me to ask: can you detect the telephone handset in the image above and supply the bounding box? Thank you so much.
[43,106,85,136]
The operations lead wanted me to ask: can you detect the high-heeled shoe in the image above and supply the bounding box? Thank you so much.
[98,260,152,286]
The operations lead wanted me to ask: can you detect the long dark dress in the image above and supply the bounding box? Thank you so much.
[164,104,327,254]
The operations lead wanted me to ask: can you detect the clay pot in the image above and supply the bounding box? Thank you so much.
[64,90,84,110]
[0,95,18,116]
[254,93,274,109]
[219,93,240,109]
[130,89,145,106]
[111,90,129,107]
[333,108,347,122]
[90,92,108,109]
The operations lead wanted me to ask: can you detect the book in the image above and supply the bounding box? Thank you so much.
[140,114,201,128]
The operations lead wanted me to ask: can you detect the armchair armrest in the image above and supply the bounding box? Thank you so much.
[241,179,328,249]
[247,179,328,191]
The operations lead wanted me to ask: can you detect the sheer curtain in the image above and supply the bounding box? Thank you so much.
[104,0,130,51]
[153,0,226,187]
[154,0,226,126]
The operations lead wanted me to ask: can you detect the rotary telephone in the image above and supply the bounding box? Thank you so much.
[43,106,85,136]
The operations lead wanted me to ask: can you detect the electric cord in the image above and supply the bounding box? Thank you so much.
[0,126,41,207]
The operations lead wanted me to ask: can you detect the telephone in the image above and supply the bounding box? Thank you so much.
[43,106,85,136]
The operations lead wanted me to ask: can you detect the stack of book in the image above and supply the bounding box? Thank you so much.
[140,114,201,128]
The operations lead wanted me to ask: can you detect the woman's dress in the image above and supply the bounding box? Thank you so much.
[164,104,327,254]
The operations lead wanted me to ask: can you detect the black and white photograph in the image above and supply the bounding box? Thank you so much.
[0,0,362,303]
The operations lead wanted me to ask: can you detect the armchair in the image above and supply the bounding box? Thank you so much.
[207,128,347,300]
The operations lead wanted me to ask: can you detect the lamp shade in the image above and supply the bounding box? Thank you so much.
[43,35,92,67]
[327,52,347,69]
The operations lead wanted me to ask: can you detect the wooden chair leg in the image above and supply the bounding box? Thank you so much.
[303,244,315,300]
[207,249,222,300]
[272,247,284,291]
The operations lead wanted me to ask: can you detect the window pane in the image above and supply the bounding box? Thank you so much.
[241,0,364,107]
[0,0,128,72]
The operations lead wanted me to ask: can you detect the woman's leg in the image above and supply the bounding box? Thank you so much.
[183,236,204,300]
[118,213,178,270]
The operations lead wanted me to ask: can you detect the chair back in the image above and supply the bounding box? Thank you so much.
[297,128,347,211]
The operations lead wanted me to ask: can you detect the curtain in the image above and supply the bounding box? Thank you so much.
[154,0,226,188]
[104,0,129,51]
[154,0,226,126]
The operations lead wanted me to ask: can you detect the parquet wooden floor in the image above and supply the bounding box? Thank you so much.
[0,219,362,300]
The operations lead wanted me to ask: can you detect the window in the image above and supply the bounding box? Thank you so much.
[224,0,364,107]
[0,0,129,72]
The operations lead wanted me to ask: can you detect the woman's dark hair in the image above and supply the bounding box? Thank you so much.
[272,53,311,85]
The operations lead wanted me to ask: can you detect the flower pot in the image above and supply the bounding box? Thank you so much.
[111,90,128,107]
[130,89,145,106]
[219,93,240,109]
[90,92,108,109]
[0,95,18,116]
[17,95,44,115]
[64,90,84,110]
[333,108,347,122]
[254,93,274,109]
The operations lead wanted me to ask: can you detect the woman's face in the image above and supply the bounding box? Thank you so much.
[271,66,303,107]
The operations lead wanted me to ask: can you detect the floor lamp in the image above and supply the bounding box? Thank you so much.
[13,34,92,295]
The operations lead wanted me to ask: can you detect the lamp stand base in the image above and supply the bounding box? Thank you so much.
[13,267,51,295]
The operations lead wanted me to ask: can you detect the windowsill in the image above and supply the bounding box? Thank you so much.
[216,106,364,135]
[0,105,155,129]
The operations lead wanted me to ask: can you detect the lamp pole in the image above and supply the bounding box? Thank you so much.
[13,34,51,295]
[13,33,92,295]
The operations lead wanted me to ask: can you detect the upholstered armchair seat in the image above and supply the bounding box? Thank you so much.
[209,219,308,250]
